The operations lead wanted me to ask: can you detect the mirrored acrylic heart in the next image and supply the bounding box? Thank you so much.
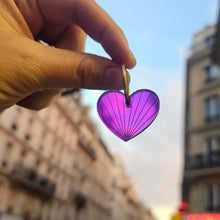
[97,89,160,141]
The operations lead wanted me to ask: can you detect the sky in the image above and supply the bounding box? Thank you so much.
[82,1,219,220]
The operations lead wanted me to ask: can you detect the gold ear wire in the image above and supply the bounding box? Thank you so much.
[122,64,130,106]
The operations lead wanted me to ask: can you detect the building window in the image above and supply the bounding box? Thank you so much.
[21,150,27,157]
[25,134,31,140]
[204,137,220,167]
[205,95,219,122]
[7,206,13,213]
[2,161,7,167]
[11,123,17,130]
[206,184,220,212]
[48,167,52,173]
[205,36,215,48]
[36,160,40,166]
[2,142,13,167]
[204,65,219,83]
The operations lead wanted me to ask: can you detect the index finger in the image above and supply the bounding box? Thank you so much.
[73,0,136,69]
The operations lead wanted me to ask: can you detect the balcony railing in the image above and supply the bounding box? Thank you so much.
[192,44,211,55]
[205,115,220,123]
[206,205,220,212]
[11,162,56,199]
[185,152,220,171]
[191,37,215,55]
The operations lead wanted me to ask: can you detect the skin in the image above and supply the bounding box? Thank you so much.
[0,0,136,112]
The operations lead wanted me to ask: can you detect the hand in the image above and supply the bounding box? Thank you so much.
[0,0,136,112]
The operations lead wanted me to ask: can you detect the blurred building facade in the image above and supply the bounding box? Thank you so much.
[0,92,154,220]
[182,25,220,213]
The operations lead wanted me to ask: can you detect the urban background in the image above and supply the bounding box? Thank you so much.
[182,7,220,219]
[0,1,219,220]
[0,91,154,220]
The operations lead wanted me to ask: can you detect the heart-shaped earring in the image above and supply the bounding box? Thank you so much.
[97,64,160,141]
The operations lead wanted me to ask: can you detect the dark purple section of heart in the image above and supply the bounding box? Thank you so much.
[97,89,160,141]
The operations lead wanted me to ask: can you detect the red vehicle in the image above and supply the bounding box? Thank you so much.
[185,214,220,220]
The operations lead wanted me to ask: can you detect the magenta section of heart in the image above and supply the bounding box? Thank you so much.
[97,89,160,141]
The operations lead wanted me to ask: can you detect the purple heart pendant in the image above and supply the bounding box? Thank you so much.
[97,89,160,141]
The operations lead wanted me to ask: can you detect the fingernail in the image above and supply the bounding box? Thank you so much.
[104,67,123,89]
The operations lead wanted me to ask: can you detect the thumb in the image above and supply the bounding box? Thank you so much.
[19,38,127,92]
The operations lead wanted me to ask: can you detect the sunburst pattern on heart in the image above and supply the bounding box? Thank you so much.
[97,89,159,141]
